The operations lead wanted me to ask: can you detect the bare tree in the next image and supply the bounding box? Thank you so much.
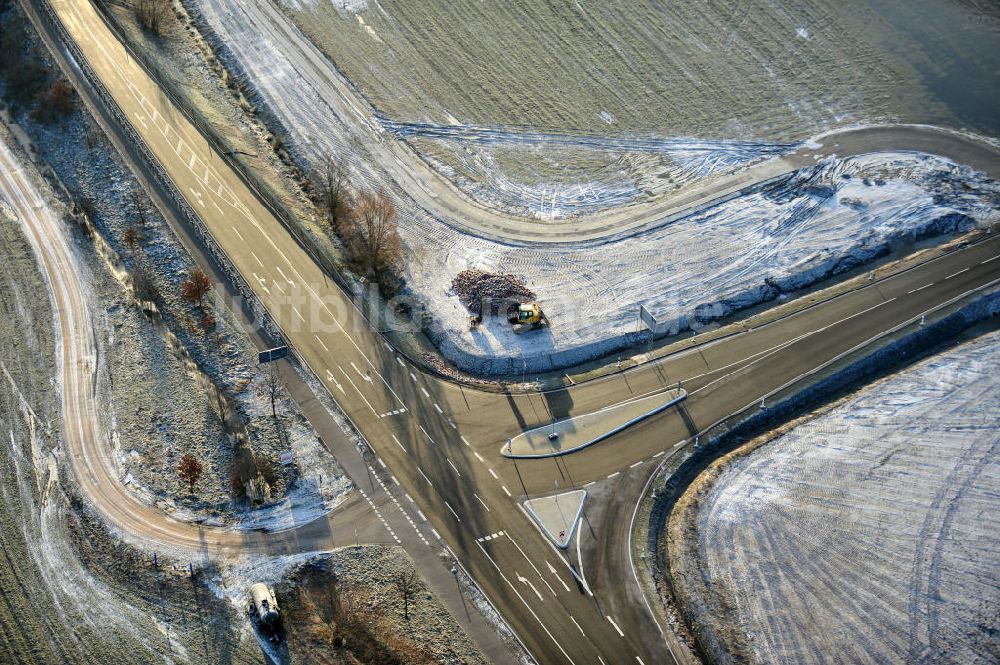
[180,269,212,308]
[134,0,171,35]
[317,155,351,232]
[395,569,418,621]
[178,454,203,494]
[342,189,402,291]
[130,255,159,303]
[258,362,281,418]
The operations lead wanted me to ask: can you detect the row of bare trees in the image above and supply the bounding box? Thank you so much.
[316,157,403,297]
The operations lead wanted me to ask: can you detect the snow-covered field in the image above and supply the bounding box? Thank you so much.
[426,153,999,373]
[672,328,1000,664]
[187,0,1000,375]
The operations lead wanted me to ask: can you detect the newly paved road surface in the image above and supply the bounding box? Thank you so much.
[27,1,1000,663]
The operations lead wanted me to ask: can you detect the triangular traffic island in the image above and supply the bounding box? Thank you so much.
[523,489,587,549]
[501,387,686,458]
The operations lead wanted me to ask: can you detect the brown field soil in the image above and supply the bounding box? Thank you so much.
[281,0,999,140]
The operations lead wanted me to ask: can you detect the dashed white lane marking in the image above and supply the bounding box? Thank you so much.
[461,435,471,447]
[433,402,443,414]
[502,485,512,497]
[607,471,620,479]
[390,475,400,486]
[391,434,406,452]
[473,493,490,512]
[417,509,427,521]
[598,657,607,665]
[274,264,292,284]
[630,460,643,469]
[636,658,647,664]
[420,386,430,398]
[445,500,460,522]
[292,306,305,322]
[446,457,461,476]
[351,361,372,383]
[653,450,666,457]
[231,225,244,241]
[476,531,505,543]
[324,369,345,393]
[314,335,330,353]
[569,614,585,635]
[340,366,377,414]
[396,356,405,367]
[410,372,417,381]
[907,283,933,294]
[507,534,558,597]
[946,268,969,279]
[377,457,387,469]
[431,527,441,540]
[249,250,263,267]
[583,481,595,488]
[517,572,544,601]
[607,615,625,637]
[417,467,433,486]
[474,539,577,664]
[358,488,400,544]
[474,452,485,463]
[982,254,1000,264]
[368,467,429,546]
[488,468,499,479]
[673,440,684,448]
[419,425,435,444]
[547,560,572,592]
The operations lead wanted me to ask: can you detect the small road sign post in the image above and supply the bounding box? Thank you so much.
[258,346,289,364]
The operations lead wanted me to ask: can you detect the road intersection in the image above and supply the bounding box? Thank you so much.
[23,0,1000,662]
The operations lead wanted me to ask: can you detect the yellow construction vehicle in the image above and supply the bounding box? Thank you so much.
[508,302,548,333]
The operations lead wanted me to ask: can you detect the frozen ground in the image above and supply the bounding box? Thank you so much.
[273,0,999,214]
[185,0,1000,375]
[6,18,353,527]
[670,328,1000,664]
[218,547,490,664]
[0,126,263,663]
[426,152,1000,374]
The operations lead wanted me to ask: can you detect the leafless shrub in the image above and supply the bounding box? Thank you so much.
[180,269,211,308]
[130,256,160,303]
[133,0,171,35]
[32,80,74,123]
[177,454,203,493]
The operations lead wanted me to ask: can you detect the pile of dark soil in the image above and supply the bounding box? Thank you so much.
[451,269,534,314]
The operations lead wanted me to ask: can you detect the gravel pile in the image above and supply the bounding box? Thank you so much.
[451,270,534,314]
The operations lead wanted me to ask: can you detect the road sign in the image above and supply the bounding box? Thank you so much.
[639,304,658,333]
[279,450,294,466]
[258,345,289,364]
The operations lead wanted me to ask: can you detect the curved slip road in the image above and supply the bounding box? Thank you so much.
[25,0,1000,663]
[193,0,1000,245]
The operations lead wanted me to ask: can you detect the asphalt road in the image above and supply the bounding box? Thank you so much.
[28,1,1000,663]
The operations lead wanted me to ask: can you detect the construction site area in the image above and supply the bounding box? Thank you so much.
[0,0,997,663]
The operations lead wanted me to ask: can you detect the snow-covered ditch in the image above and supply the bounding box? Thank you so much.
[673,326,1000,664]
